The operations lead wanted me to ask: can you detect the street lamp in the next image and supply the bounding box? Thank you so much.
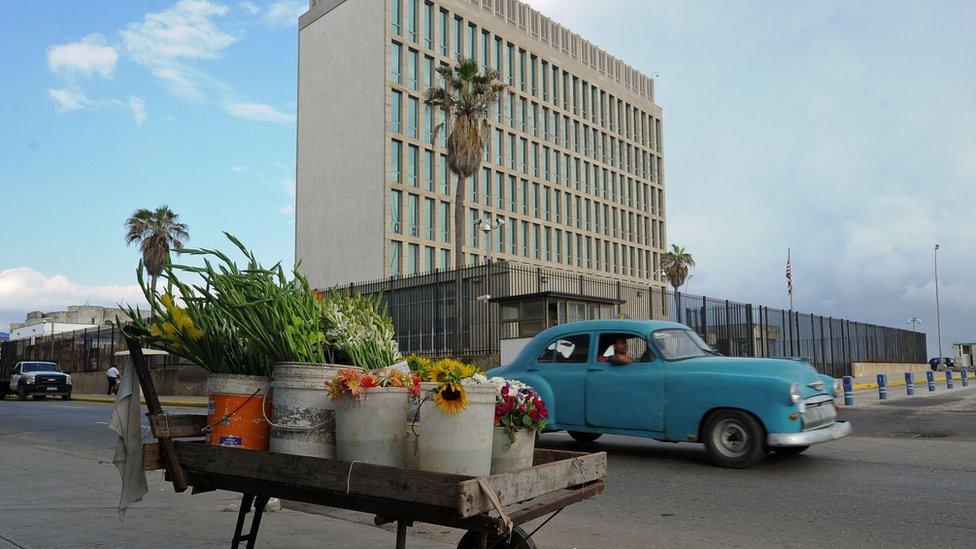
[475,215,505,263]
[934,244,943,364]
[907,316,922,332]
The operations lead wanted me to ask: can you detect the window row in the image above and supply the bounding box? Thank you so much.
[389,139,665,219]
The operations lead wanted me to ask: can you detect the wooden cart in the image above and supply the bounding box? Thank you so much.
[126,340,606,548]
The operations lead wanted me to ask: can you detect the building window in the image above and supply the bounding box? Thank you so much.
[407,193,418,236]
[407,97,418,138]
[425,246,435,271]
[390,240,402,274]
[407,49,418,89]
[390,190,402,233]
[454,17,463,59]
[424,104,434,143]
[482,167,491,205]
[440,248,450,269]
[391,0,401,35]
[468,23,477,59]
[423,2,433,48]
[440,154,449,194]
[423,149,434,191]
[509,219,517,255]
[438,9,448,55]
[481,31,490,70]
[406,0,417,41]
[391,90,402,133]
[408,243,419,274]
[390,139,402,182]
[407,145,418,186]
[423,56,434,90]
[390,42,401,83]
[469,209,479,247]
[495,172,504,209]
[440,201,450,242]
[506,43,514,85]
[424,197,435,238]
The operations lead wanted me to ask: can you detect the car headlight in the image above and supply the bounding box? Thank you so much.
[789,383,801,404]
[65,375,72,385]
[24,374,36,383]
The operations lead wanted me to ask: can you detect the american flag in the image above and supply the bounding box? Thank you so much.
[786,248,794,298]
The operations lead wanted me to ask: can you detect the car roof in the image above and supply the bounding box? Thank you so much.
[535,319,688,338]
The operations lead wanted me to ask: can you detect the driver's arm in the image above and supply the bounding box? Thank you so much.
[609,353,633,365]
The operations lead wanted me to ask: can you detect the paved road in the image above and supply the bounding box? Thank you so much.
[2,387,976,548]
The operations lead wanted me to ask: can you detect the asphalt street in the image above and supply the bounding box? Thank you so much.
[2,386,976,548]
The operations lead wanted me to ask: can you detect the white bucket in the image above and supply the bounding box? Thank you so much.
[417,383,496,476]
[405,422,421,469]
[268,362,349,458]
[490,427,536,474]
[334,387,409,467]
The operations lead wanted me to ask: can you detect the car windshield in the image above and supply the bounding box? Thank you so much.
[22,362,61,373]
[651,329,716,361]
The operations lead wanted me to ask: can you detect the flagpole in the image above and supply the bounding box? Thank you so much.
[787,248,794,311]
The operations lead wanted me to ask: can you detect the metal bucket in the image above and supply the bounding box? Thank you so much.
[417,383,496,476]
[268,362,350,458]
[206,374,271,450]
[334,387,409,467]
[490,427,536,474]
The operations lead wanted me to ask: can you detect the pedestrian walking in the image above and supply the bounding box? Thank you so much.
[107,364,120,395]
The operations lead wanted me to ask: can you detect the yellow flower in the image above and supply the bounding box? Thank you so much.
[434,382,468,414]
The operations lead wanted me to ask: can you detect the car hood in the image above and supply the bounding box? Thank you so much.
[26,370,66,375]
[676,356,827,394]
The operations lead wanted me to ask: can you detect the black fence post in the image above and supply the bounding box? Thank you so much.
[746,304,755,357]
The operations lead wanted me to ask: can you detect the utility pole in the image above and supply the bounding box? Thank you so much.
[934,244,943,363]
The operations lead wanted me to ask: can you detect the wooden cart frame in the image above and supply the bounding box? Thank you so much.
[125,338,606,548]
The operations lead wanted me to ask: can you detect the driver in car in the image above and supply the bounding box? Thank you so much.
[607,337,634,365]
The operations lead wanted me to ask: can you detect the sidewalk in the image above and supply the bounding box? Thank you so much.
[72,392,208,408]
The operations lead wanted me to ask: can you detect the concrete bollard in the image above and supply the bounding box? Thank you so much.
[926,370,936,392]
[842,375,854,406]
[905,372,915,395]
[962,369,969,387]
[877,373,888,400]
[945,370,954,389]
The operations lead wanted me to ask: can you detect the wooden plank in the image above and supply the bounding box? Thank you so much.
[456,451,607,518]
[125,337,188,492]
[143,443,162,470]
[506,481,604,526]
[532,448,591,466]
[148,413,208,439]
[172,441,468,510]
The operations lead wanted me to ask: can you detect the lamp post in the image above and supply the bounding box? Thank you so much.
[476,215,505,263]
[907,316,922,332]
[934,244,943,364]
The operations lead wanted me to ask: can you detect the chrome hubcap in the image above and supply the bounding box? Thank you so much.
[714,419,749,457]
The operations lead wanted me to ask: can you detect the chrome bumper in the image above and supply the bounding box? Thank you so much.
[767,421,852,447]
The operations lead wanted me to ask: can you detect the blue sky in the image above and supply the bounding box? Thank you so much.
[1,0,974,356]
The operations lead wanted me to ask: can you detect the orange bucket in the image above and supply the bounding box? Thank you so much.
[206,374,272,451]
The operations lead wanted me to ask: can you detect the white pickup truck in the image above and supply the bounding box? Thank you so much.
[0,361,72,401]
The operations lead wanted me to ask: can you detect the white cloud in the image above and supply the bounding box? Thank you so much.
[0,267,146,317]
[265,1,305,28]
[48,88,93,112]
[278,177,296,197]
[239,1,260,15]
[277,204,295,215]
[121,0,238,99]
[47,34,118,80]
[225,101,295,123]
[128,96,147,124]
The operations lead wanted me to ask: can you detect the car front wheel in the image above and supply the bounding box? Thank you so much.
[567,430,602,443]
[703,410,765,469]
[18,385,28,401]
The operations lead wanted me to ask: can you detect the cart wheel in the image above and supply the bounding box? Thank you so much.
[456,526,537,549]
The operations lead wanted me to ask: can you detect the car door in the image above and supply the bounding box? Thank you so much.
[9,364,21,390]
[585,332,665,433]
[530,333,591,427]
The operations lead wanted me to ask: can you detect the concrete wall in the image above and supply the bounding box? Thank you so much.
[296,0,387,290]
[851,362,931,379]
[70,365,206,397]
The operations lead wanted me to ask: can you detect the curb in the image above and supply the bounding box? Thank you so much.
[71,395,208,408]
[851,378,964,391]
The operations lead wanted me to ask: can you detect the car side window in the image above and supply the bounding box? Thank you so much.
[537,334,590,364]
[596,333,655,364]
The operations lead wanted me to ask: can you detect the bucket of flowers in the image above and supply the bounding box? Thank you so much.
[413,358,496,476]
[328,367,420,468]
[489,378,549,473]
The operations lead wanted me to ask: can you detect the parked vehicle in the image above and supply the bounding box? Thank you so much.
[0,361,72,401]
[490,319,851,468]
[928,357,956,370]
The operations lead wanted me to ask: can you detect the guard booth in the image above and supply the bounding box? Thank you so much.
[494,291,621,365]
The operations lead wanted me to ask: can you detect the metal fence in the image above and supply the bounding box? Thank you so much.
[2,261,927,378]
[347,261,927,377]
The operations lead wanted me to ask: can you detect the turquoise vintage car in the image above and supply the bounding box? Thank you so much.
[489,319,851,468]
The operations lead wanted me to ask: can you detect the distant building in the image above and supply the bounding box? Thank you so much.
[953,341,974,369]
[7,305,146,342]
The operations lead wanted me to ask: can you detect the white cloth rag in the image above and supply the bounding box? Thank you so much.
[109,368,148,517]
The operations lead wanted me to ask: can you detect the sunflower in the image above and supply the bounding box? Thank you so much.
[434,382,468,415]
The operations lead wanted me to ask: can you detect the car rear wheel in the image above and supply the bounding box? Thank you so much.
[568,430,602,443]
[771,445,809,455]
[703,410,765,469]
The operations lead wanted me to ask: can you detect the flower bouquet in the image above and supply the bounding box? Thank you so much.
[489,378,549,473]
[328,368,420,467]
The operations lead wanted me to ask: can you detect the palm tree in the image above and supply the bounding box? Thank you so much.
[424,58,505,271]
[660,244,696,292]
[124,205,190,293]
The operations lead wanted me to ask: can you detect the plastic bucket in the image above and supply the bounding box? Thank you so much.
[490,427,536,474]
[206,374,271,450]
[268,362,350,458]
[417,383,496,476]
[334,387,409,467]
